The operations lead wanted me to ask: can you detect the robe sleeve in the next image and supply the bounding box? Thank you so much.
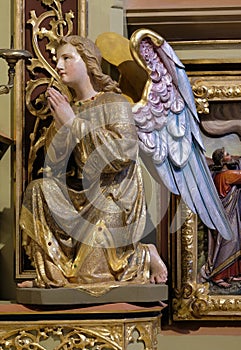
[71,100,139,180]
[44,122,75,174]
[226,170,241,185]
[214,170,241,197]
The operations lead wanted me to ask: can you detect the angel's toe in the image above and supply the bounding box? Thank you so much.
[149,273,167,284]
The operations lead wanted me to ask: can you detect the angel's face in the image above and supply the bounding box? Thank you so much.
[56,43,88,89]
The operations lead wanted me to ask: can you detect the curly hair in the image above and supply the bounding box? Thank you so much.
[212,148,225,166]
[57,35,121,94]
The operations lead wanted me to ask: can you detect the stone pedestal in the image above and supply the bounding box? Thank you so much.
[16,284,168,305]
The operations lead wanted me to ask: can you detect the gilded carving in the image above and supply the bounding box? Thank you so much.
[180,202,197,282]
[0,318,161,350]
[172,198,241,320]
[25,0,73,182]
[172,202,212,319]
[0,325,122,349]
[125,322,160,350]
[191,77,241,114]
[173,281,210,320]
[14,0,84,279]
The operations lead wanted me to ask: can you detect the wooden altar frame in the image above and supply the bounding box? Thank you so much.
[13,0,87,279]
[169,39,241,321]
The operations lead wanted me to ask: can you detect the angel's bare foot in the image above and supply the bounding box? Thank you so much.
[232,276,241,281]
[17,280,34,288]
[148,244,168,284]
[212,279,231,288]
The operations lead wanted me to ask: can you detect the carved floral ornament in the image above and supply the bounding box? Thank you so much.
[173,279,241,320]
[25,0,74,182]
[190,77,241,114]
[0,321,160,350]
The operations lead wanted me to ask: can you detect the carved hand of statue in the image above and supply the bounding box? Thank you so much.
[47,87,75,129]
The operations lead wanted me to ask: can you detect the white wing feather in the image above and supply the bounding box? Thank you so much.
[130,29,233,240]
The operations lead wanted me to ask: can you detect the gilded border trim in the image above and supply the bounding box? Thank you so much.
[14,0,26,279]
[172,199,241,320]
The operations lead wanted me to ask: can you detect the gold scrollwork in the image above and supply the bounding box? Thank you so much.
[172,201,213,320]
[191,83,210,114]
[0,318,161,350]
[25,0,74,182]
[206,295,241,314]
[173,281,211,320]
[180,202,197,282]
[191,78,241,114]
[0,325,122,349]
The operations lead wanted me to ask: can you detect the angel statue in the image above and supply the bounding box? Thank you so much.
[17,29,232,296]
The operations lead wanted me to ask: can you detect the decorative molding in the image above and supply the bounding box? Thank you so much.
[125,1,241,41]
[190,76,241,114]
[0,315,161,350]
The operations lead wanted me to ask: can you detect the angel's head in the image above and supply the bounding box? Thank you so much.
[56,35,121,94]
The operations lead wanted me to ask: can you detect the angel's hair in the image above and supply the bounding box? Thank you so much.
[57,35,121,94]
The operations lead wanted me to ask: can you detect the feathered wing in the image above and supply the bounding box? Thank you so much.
[129,29,233,240]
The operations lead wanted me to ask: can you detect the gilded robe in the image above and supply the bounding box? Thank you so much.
[20,92,150,296]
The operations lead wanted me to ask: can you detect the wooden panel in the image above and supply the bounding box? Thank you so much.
[125,0,241,40]
[14,0,87,279]
[125,0,241,9]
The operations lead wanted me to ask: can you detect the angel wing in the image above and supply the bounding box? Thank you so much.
[129,28,232,240]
